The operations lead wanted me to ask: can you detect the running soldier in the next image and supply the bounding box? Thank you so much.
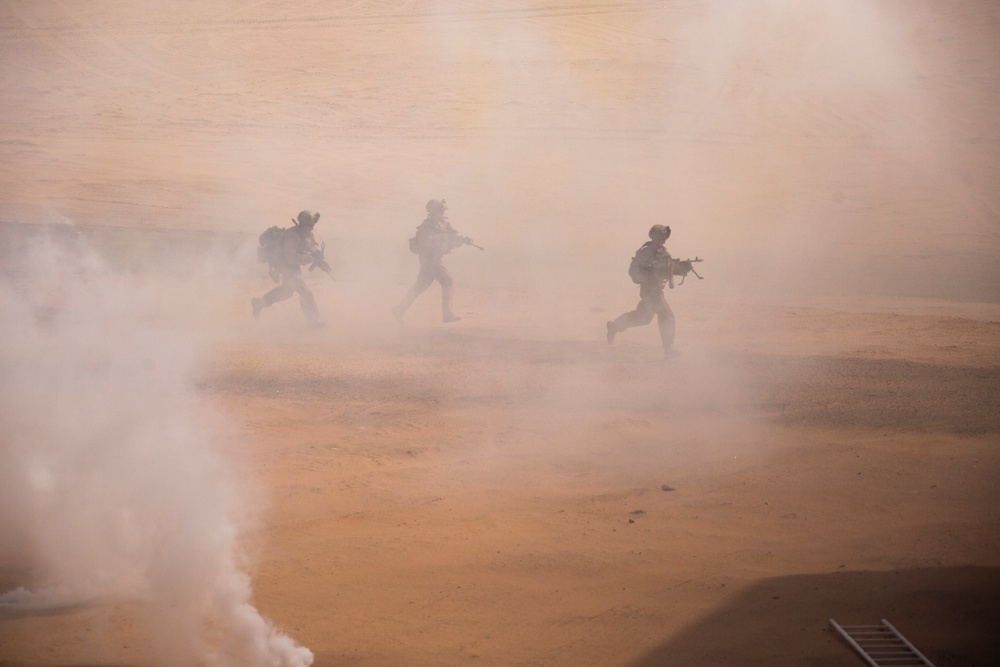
[607,224,679,358]
[252,210,327,328]
[392,199,479,323]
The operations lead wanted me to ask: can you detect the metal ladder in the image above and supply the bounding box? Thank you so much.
[829,618,936,667]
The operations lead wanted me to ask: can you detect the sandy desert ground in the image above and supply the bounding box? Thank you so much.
[1,1,999,666]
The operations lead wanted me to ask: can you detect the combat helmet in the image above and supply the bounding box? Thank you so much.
[426,199,448,215]
[648,224,671,240]
[294,210,320,227]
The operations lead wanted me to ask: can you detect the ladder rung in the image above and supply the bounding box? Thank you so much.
[829,618,936,667]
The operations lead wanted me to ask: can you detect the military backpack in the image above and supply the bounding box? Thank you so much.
[628,255,645,284]
[257,225,289,266]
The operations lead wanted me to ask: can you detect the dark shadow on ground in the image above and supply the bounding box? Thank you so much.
[628,567,1000,667]
[740,353,1000,435]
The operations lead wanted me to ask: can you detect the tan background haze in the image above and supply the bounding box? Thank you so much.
[0,1,998,666]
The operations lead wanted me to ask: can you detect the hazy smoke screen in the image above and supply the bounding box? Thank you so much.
[362,0,997,305]
[0,2,996,665]
[0,232,312,666]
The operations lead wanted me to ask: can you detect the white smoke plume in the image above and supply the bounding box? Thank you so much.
[0,229,312,667]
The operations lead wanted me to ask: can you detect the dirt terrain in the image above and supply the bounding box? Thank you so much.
[1,2,999,666]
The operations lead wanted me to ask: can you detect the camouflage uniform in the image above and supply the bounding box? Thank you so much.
[393,200,466,323]
[607,224,676,355]
[252,210,323,327]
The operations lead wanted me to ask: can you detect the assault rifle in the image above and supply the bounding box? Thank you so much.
[671,257,704,285]
[647,255,704,288]
[308,242,336,282]
[460,235,484,251]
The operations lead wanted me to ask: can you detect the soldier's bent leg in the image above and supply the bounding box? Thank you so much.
[262,282,295,307]
[611,298,655,334]
[396,271,435,315]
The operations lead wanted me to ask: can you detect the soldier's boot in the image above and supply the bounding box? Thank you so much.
[443,313,461,323]
[663,347,680,360]
[252,298,264,321]
[391,304,405,323]
[606,321,616,344]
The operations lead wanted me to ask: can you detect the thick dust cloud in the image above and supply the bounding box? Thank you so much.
[0,230,312,667]
[303,0,999,359]
[0,1,997,663]
[3,1,992,306]
[326,0,998,306]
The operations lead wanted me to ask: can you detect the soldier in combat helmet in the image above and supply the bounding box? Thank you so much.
[392,199,479,324]
[606,224,678,358]
[252,210,326,328]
